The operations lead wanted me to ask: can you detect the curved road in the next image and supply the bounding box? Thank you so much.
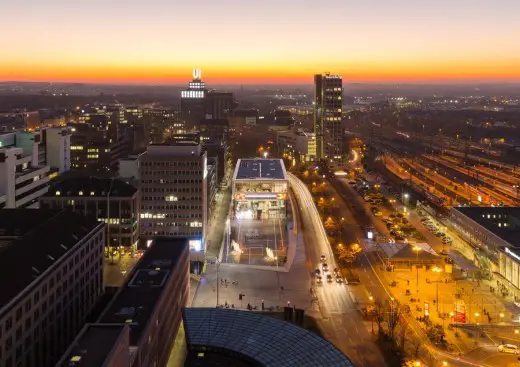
[288,172,387,367]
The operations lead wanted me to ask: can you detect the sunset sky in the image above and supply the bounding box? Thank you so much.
[1,0,520,84]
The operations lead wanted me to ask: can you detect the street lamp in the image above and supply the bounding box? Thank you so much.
[263,151,268,159]
[412,246,422,291]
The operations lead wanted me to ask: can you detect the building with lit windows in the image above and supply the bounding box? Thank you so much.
[0,209,105,367]
[139,142,207,257]
[276,130,316,162]
[68,122,130,173]
[451,207,520,289]
[56,237,189,367]
[39,177,140,250]
[232,159,288,220]
[314,73,343,160]
[180,69,207,128]
[0,127,71,209]
[180,69,236,128]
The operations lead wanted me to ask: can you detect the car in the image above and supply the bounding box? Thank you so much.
[336,275,343,284]
[514,301,520,308]
[395,236,405,242]
[333,268,339,276]
[320,254,326,262]
[322,263,329,272]
[375,211,383,217]
[435,232,443,237]
[316,275,323,284]
[326,274,333,283]
[498,344,519,354]
[315,268,321,276]
[442,237,452,244]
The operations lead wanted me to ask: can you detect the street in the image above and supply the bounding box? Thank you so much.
[288,172,388,367]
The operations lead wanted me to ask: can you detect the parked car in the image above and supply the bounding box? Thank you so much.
[336,275,343,284]
[375,211,383,217]
[316,275,323,284]
[315,268,321,276]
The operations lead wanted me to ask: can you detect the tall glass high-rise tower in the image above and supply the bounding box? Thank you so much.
[314,73,343,161]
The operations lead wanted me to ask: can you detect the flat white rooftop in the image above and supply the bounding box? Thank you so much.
[233,158,287,180]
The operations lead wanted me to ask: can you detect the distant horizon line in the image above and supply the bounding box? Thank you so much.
[2,80,520,87]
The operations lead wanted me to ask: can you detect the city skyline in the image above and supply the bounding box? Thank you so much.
[1,0,520,84]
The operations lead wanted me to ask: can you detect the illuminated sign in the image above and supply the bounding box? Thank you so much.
[334,171,348,176]
[189,239,203,252]
[203,156,207,179]
[193,68,202,80]
[424,302,429,317]
[181,90,205,99]
[367,231,374,240]
[454,300,466,323]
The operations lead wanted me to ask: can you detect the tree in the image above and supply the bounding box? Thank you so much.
[386,300,404,339]
[373,299,386,334]
[426,324,446,344]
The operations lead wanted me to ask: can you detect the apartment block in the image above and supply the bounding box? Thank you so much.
[0,127,71,209]
[39,177,141,249]
[139,142,207,254]
[0,209,105,367]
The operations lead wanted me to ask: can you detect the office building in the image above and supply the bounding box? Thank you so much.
[199,119,228,143]
[205,91,235,120]
[451,207,520,283]
[55,324,131,367]
[139,142,207,254]
[276,130,317,162]
[202,138,227,184]
[39,177,140,250]
[0,209,105,367]
[232,158,288,220]
[314,73,343,160]
[180,69,207,129]
[68,122,130,173]
[93,237,189,367]
[0,127,71,209]
[180,69,236,128]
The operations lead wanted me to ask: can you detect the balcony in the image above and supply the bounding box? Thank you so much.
[16,186,49,208]
[15,165,50,185]
[15,176,50,196]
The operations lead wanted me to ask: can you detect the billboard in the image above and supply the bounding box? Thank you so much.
[454,300,466,323]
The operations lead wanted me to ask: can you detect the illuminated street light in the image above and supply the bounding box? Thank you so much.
[515,329,519,335]
[500,313,505,318]
[414,361,421,367]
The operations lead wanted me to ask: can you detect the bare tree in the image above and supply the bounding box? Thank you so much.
[386,300,403,339]
[410,336,422,358]
[373,299,386,334]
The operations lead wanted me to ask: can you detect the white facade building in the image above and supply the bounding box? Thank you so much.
[138,142,207,258]
[276,130,316,162]
[0,127,71,209]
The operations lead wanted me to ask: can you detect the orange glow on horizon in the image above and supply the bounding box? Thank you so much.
[2,58,520,84]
